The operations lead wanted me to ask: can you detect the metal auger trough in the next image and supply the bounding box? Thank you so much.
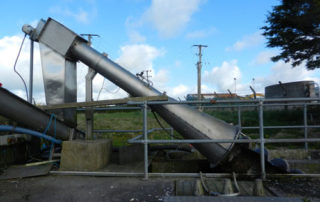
[0,18,243,166]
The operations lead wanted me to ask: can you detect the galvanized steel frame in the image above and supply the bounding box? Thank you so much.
[122,97,320,180]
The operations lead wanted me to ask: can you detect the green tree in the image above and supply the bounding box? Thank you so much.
[262,0,320,70]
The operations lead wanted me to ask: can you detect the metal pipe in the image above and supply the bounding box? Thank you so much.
[28,40,34,104]
[143,102,148,179]
[264,138,320,143]
[70,35,238,165]
[0,87,80,140]
[77,106,141,111]
[93,127,173,134]
[0,125,62,144]
[128,137,320,144]
[94,129,143,133]
[304,104,308,151]
[85,68,97,140]
[128,97,320,105]
[237,106,241,128]
[49,171,320,178]
[259,101,266,180]
[242,125,320,129]
[24,18,320,167]
[73,101,320,110]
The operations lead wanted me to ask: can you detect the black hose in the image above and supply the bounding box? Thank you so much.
[151,110,183,139]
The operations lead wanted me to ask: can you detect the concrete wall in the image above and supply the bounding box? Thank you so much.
[60,139,112,171]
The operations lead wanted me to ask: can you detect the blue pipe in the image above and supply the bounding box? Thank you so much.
[0,125,62,144]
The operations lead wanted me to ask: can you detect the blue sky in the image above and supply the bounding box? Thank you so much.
[1,0,320,103]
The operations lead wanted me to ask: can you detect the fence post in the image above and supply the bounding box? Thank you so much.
[304,104,308,151]
[170,128,174,140]
[237,106,241,128]
[143,101,149,179]
[259,100,266,180]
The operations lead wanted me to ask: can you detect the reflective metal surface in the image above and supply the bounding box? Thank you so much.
[39,43,77,126]
[71,42,238,164]
[0,88,81,140]
[28,18,239,164]
[85,68,96,139]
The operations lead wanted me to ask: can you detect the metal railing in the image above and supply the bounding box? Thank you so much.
[84,97,320,180]
[126,98,320,179]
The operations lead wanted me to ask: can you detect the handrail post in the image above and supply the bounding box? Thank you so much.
[238,106,241,129]
[304,104,308,151]
[259,100,266,180]
[143,101,149,179]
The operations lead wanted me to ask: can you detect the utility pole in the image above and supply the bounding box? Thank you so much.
[193,44,208,101]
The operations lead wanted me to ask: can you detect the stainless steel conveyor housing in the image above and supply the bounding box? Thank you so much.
[20,18,240,165]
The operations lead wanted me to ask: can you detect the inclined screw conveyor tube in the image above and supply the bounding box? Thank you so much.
[22,18,241,165]
[0,87,82,140]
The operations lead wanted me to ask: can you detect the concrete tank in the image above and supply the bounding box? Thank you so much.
[265,81,319,99]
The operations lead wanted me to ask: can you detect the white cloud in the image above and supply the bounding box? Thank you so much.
[257,61,320,91]
[91,43,169,100]
[175,60,182,68]
[0,35,45,103]
[49,4,97,24]
[70,9,89,24]
[116,44,165,73]
[202,59,320,96]
[171,84,189,98]
[186,27,216,39]
[252,50,277,65]
[203,60,242,92]
[152,69,169,88]
[142,0,203,37]
[226,31,264,51]
[0,33,172,104]
[128,30,146,43]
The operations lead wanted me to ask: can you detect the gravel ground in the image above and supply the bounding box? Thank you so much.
[265,178,320,199]
[1,175,320,201]
[0,175,174,202]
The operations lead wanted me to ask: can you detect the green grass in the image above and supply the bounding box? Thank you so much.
[77,110,182,147]
[77,106,319,149]
[0,105,319,149]
[204,107,320,149]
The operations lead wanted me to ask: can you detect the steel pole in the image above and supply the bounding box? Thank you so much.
[143,102,148,179]
[259,101,266,180]
[85,68,97,140]
[304,104,308,151]
[237,106,241,128]
[28,40,34,104]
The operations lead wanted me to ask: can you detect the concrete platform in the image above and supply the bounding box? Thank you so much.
[60,139,112,171]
